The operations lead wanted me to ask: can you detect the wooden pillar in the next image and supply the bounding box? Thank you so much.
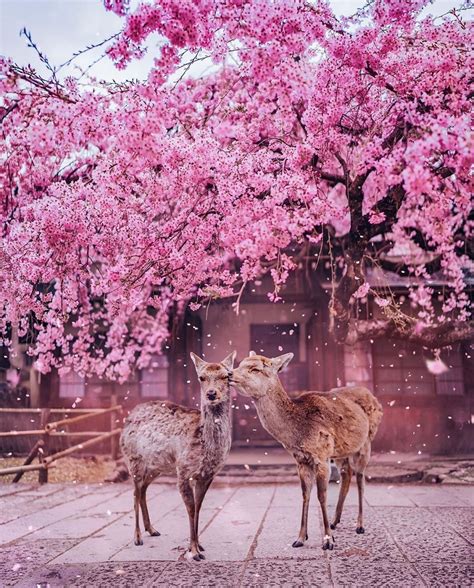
[40,370,59,408]
[306,291,345,391]
[306,309,325,390]
[167,308,203,406]
[183,311,202,406]
[29,368,40,408]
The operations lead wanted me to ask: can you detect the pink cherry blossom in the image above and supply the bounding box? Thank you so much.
[0,1,471,378]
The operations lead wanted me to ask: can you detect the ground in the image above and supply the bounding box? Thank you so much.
[0,481,472,587]
[1,450,473,485]
[0,456,117,485]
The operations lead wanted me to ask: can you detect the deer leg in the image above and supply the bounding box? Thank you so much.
[330,458,352,530]
[133,482,143,546]
[140,481,160,537]
[194,476,213,553]
[178,475,202,561]
[292,461,313,548]
[316,461,334,550]
[350,443,370,534]
[356,472,365,534]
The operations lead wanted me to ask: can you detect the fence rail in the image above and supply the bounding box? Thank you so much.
[0,408,112,413]
[0,397,122,483]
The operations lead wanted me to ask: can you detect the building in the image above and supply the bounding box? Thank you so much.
[2,269,473,455]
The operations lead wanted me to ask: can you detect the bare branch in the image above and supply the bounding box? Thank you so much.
[346,318,474,349]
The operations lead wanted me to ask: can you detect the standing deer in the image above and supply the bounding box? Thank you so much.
[230,352,383,550]
[121,351,236,561]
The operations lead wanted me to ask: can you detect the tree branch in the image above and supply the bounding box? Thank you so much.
[346,318,474,349]
[320,171,346,185]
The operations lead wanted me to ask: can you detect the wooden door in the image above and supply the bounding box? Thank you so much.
[232,321,307,445]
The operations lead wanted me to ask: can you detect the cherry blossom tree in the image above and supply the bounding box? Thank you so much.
[0,0,472,380]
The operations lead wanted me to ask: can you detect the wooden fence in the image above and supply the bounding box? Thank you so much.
[0,397,122,483]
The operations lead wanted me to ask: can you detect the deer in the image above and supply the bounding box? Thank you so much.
[120,351,236,561]
[230,351,383,551]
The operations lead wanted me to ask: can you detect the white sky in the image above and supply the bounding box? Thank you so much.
[0,0,467,83]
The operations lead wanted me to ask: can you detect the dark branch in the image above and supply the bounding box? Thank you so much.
[346,318,474,349]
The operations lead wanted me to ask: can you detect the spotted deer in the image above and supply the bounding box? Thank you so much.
[120,351,236,561]
[230,352,383,550]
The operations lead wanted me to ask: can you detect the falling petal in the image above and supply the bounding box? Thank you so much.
[425,357,449,375]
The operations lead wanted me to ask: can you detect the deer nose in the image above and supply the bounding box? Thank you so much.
[207,390,217,401]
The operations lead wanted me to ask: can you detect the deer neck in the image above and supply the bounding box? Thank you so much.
[253,381,295,449]
[201,396,232,461]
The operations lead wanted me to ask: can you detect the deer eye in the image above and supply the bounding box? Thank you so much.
[199,376,205,382]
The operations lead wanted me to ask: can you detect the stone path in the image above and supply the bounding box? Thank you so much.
[0,482,472,586]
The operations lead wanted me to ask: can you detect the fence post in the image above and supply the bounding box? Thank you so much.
[110,393,119,460]
[12,439,44,483]
[38,408,51,484]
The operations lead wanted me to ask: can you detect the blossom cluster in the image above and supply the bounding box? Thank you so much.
[0,0,471,378]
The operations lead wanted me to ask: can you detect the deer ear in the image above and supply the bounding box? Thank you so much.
[249,350,256,357]
[190,352,207,374]
[221,350,237,371]
[271,353,294,373]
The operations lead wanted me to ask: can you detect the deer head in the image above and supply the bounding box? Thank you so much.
[190,351,236,407]
[230,351,294,398]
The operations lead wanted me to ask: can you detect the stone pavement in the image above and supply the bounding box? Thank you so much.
[0,481,472,587]
[223,450,474,484]
[108,450,474,485]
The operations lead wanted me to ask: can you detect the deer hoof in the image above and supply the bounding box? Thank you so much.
[356,526,365,534]
[330,523,337,530]
[322,535,334,550]
[134,538,144,546]
[186,548,205,562]
[292,540,304,548]
[198,543,205,551]
[148,529,161,537]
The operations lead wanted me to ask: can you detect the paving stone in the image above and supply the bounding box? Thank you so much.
[0,487,127,544]
[329,558,422,587]
[414,562,474,587]
[253,504,323,560]
[14,484,66,497]
[154,561,244,587]
[111,492,216,562]
[0,537,78,565]
[243,558,332,587]
[193,486,274,562]
[72,486,134,516]
[29,511,124,540]
[395,485,471,507]
[0,562,41,588]
[13,562,169,588]
[0,483,472,586]
[0,538,78,587]
[0,484,88,515]
[0,485,96,525]
[364,484,416,507]
[51,489,183,563]
[328,507,404,562]
[372,506,472,563]
[326,482,361,509]
[0,484,35,498]
[443,485,474,507]
[427,506,474,544]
